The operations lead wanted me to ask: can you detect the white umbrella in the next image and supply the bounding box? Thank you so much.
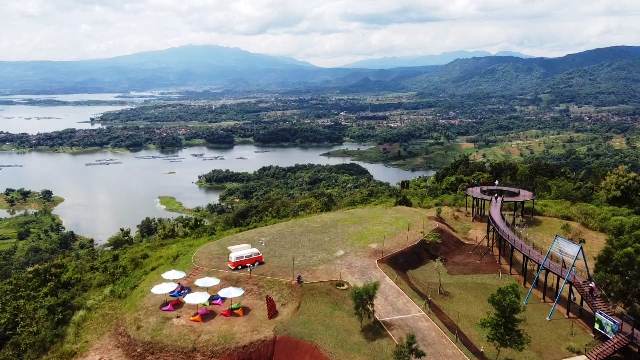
[194,277,220,289]
[218,286,245,306]
[161,269,186,280]
[183,291,211,311]
[151,282,178,294]
[151,282,177,303]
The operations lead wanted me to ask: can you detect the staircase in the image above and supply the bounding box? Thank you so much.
[574,280,612,314]
[586,333,631,360]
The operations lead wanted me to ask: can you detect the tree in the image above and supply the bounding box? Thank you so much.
[479,283,530,359]
[16,188,31,202]
[598,166,640,209]
[594,233,640,318]
[155,134,182,149]
[393,333,426,360]
[40,189,53,202]
[395,194,413,207]
[106,228,134,249]
[350,281,379,328]
[137,217,158,239]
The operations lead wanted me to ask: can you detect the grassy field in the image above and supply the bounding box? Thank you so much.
[158,195,192,214]
[382,262,594,360]
[194,206,431,281]
[63,207,426,359]
[64,211,404,360]
[276,282,394,360]
[470,132,599,162]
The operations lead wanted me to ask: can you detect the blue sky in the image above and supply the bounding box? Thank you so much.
[2,0,640,66]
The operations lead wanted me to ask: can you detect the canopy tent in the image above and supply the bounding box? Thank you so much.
[151,282,178,303]
[194,277,220,289]
[184,291,211,312]
[161,269,186,280]
[218,286,245,306]
[151,282,178,294]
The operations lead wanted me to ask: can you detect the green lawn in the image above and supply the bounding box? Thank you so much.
[193,206,431,281]
[158,195,192,214]
[276,282,394,360]
[382,262,594,360]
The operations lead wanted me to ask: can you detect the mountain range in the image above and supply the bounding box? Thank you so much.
[1,44,640,106]
[344,50,531,69]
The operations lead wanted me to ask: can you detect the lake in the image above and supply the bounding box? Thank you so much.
[0,145,432,241]
[0,93,433,241]
[0,92,173,134]
[0,104,124,134]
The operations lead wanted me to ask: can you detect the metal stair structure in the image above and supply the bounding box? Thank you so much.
[586,333,631,360]
[467,185,639,359]
[574,280,612,314]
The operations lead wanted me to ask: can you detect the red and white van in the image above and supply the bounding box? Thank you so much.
[227,244,264,270]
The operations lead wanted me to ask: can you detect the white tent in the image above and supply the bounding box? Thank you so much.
[218,286,245,306]
[151,282,178,294]
[183,291,211,311]
[194,277,221,289]
[161,269,186,280]
[151,282,178,303]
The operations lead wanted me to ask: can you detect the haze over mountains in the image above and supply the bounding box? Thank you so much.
[344,50,531,69]
[1,44,640,106]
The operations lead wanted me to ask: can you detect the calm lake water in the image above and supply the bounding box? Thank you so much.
[0,145,432,241]
[0,92,173,134]
[0,104,124,133]
[0,93,432,241]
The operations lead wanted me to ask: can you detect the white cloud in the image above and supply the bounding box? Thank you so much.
[0,0,639,66]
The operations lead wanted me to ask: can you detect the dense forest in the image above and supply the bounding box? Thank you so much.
[4,45,640,106]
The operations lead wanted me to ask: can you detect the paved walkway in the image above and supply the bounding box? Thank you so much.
[341,256,468,360]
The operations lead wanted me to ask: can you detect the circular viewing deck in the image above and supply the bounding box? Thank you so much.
[466,185,535,202]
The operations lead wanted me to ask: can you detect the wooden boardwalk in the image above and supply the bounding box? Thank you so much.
[482,191,638,359]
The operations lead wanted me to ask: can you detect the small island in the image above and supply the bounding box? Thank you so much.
[0,188,64,211]
[157,195,192,214]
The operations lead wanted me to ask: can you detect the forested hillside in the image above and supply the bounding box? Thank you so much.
[3,45,640,106]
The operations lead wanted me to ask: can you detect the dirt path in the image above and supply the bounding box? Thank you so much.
[339,221,468,360]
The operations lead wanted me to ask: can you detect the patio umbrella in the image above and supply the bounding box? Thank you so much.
[183,291,211,311]
[161,269,186,280]
[194,277,221,290]
[151,282,177,303]
[218,286,245,306]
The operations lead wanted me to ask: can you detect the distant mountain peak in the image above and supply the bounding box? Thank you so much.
[345,50,531,69]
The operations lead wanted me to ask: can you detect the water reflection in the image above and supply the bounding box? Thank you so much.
[0,145,431,242]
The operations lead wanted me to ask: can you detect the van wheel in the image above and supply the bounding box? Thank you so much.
[235,265,242,270]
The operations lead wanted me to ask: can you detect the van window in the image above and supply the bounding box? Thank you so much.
[252,252,260,257]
